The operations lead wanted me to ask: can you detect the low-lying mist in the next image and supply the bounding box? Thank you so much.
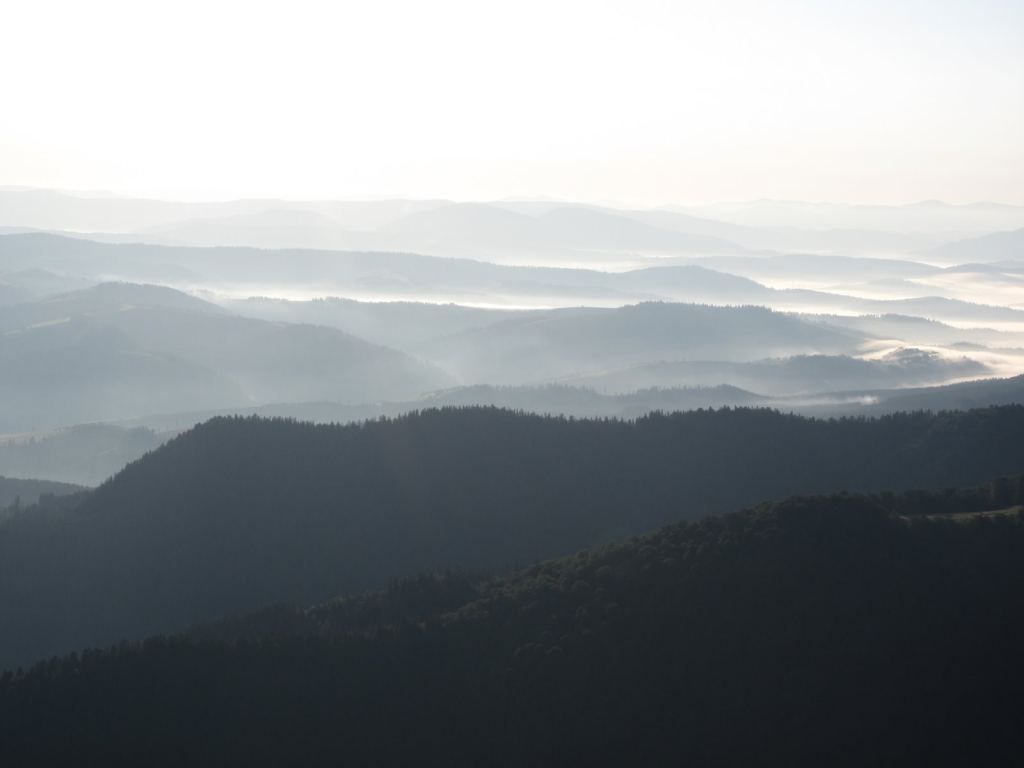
[2,193,1023,486]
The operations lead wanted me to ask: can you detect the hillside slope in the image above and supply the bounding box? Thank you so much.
[3,406,1024,668]
[0,283,451,430]
[422,302,862,383]
[3,481,1023,766]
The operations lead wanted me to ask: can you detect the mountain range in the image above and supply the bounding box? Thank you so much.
[0,282,449,432]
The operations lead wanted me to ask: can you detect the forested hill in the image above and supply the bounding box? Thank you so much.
[3,481,1024,766]
[0,475,83,509]
[2,406,1024,669]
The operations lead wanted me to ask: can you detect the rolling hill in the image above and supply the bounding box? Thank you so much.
[565,348,988,396]
[421,302,864,384]
[0,232,763,306]
[790,373,1024,417]
[4,478,1023,765]
[4,233,1022,331]
[0,283,451,431]
[926,227,1024,264]
[3,406,1024,669]
[7,371,1024,488]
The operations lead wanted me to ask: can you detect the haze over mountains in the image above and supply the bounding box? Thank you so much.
[0,475,81,509]
[1,188,1023,485]
[8,372,1024,488]
[5,189,1024,255]
[565,349,987,397]
[6,0,1024,761]
[0,276,1010,436]
[1,194,1022,766]
[0,282,450,432]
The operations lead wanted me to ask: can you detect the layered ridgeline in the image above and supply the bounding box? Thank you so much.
[3,406,1024,669]
[2,254,1017,436]
[0,386,768,486]
[3,479,1024,766]
[7,373,1024,486]
[417,302,862,384]
[564,349,988,397]
[3,190,1024,253]
[0,283,450,432]
[925,227,1024,264]
[5,232,1024,326]
[6,278,997,436]
[0,278,868,432]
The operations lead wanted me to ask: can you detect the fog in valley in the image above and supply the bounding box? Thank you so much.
[1,190,1023,486]
[4,1,1024,763]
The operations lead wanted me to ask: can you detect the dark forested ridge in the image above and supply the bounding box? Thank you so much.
[3,480,1024,766]
[3,405,1024,670]
[6,374,1024,487]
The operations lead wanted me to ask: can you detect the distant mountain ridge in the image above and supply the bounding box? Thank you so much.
[4,233,1022,328]
[926,227,1024,264]
[420,302,864,384]
[0,282,451,431]
[566,349,988,396]
[4,188,1024,258]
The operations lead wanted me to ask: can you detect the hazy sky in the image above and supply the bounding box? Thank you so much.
[3,0,1022,205]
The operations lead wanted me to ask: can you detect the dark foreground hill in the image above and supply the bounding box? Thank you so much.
[3,480,1024,766]
[3,406,1024,669]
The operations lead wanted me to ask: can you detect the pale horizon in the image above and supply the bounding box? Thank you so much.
[4,185,1024,211]
[5,2,1024,761]
[3,0,1022,206]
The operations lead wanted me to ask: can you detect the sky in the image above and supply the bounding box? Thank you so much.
[2,0,1022,206]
